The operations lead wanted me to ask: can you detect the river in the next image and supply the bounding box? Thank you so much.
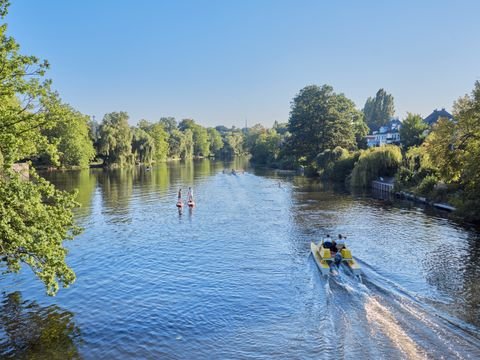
[1,159,479,359]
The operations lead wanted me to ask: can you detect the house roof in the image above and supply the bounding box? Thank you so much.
[423,108,453,126]
[390,118,402,126]
[371,118,401,134]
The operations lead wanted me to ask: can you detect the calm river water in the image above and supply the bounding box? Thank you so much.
[1,159,479,359]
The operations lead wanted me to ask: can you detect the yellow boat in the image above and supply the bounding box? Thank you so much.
[310,240,361,276]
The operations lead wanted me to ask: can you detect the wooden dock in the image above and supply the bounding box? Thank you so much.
[371,178,394,192]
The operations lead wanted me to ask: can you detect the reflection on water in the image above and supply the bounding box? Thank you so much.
[1,159,479,359]
[0,292,81,359]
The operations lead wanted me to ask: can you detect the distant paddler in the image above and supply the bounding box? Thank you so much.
[176,188,183,208]
[187,187,195,208]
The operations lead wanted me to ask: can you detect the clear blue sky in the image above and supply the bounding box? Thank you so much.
[7,0,480,127]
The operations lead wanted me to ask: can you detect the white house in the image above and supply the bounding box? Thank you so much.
[366,119,401,147]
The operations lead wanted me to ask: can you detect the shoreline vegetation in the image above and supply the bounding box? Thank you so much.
[1,0,479,295]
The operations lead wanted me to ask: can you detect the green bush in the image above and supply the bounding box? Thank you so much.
[314,147,359,182]
[416,175,438,196]
[331,151,360,183]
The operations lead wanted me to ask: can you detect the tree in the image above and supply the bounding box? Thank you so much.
[224,131,245,157]
[250,130,281,165]
[350,146,403,188]
[423,81,480,220]
[158,117,177,133]
[97,112,133,166]
[150,123,169,161]
[207,127,223,157]
[363,88,395,131]
[167,129,185,159]
[272,121,288,135]
[179,119,210,157]
[352,112,369,149]
[288,85,361,164]
[399,113,428,149]
[138,120,169,162]
[244,124,266,154]
[215,125,229,134]
[42,102,95,168]
[178,118,195,131]
[131,127,154,164]
[181,128,194,159]
[0,172,80,295]
[0,0,80,295]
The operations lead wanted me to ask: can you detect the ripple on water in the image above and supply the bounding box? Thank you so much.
[1,163,479,359]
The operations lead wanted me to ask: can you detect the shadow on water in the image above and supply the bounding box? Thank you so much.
[0,292,81,360]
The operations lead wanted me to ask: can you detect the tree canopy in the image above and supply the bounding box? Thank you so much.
[399,113,428,149]
[97,112,133,167]
[363,88,395,131]
[42,102,96,168]
[288,85,363,164]
[0,0,80,295]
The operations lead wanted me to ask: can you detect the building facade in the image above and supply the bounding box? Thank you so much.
[366,118,401,147]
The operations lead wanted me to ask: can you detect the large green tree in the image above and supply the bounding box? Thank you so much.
[207,127,223,157]
[138,120,169,162]
[224,131,245,157]
[288,85,361,163]
[181,128,194,159]
[0,0,80,295]
[179,119,210,157]
[167,129,185,159]
[131,127,154,164]
[97,111,133,166]
[42,102,96,168]
[424,81,480,220]
[250,130,281,165]
[399,113,428,149]
[363,88,395,131]
[158,116,177,133]
[350,145,403,188]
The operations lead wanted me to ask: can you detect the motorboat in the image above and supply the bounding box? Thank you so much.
[310,239,361,276]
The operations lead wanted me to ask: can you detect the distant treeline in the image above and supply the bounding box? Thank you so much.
[29,111,249,169]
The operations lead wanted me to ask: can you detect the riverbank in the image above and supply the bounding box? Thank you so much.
[395,191,456,211]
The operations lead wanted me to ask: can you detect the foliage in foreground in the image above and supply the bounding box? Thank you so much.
[0,171,80,295]
[0,0,80,294]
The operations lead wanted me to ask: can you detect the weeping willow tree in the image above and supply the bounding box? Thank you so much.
[131,128,154,165]
[350,145,403,188]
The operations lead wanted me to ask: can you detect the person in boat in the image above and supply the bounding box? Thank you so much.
[231,169,236,175]
[336,234,346,251]
[187,187,194,203]
[178,189,182,201]
[323,234,333,250]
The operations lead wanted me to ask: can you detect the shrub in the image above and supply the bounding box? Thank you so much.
[416,175,438,197]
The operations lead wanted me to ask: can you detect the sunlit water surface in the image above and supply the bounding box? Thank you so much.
[1,160,479,359]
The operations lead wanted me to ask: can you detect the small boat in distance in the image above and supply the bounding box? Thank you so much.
[310,236,361,276]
